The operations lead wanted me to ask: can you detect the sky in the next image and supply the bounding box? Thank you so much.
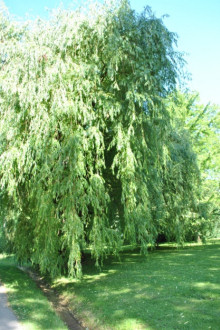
[2,0,220,105]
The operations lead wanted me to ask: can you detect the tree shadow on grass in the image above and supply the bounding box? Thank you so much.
[55,241,220,329]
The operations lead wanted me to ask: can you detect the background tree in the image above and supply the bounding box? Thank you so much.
[166,91,220,239]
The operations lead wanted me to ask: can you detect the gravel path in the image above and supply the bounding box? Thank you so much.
[0,283,22,330]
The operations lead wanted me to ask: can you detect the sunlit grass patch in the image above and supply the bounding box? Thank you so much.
[53,239,220,329]
[0,255,67,330]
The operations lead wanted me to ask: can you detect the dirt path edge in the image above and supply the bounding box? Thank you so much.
[18,266,85,330]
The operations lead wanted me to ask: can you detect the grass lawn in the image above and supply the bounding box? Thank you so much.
[0,254,67,330]
[52,239,220,330]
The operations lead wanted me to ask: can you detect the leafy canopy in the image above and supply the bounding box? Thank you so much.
[0,0,203,276]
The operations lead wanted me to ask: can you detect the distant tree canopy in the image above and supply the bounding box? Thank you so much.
[0,0,214,277]
[166,91,220,236]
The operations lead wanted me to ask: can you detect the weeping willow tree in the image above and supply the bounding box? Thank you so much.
[0,0,202,277]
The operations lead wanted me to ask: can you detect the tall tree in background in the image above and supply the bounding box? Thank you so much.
[166,91,220,237]
[0,0,205,277]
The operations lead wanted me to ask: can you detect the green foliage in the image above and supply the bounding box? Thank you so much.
[0,0,204,276]
[166,91,220,238]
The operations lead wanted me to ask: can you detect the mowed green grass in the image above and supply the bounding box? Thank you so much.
[53,239,220,330]
[0,254,67,330]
